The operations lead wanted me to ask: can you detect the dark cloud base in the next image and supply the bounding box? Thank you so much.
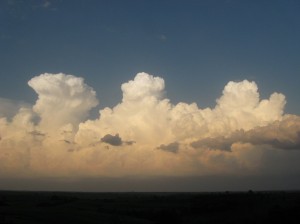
[191,116,300,151]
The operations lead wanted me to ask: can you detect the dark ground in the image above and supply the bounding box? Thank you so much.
[0,190,300,224]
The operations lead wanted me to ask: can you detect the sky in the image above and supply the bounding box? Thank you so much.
[0,0,300,192]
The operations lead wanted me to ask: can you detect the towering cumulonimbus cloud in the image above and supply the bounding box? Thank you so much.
[75,72,172,146]
[76,73,288,145]
[28,73,98,132]
[207,80,286,134]
[0,71,300,178]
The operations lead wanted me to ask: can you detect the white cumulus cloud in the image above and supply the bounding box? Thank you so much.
[0,72,299,179]
[28,73,98,132]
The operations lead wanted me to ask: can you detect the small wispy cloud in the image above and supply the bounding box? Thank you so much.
[42,0,51,8]
[155,34,167,42]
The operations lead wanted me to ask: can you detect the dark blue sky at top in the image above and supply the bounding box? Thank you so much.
[1,0,300,114]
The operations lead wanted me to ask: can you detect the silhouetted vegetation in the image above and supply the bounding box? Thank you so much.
[0,191,300,223]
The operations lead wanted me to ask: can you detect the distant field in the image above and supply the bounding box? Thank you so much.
[0,191,300,224]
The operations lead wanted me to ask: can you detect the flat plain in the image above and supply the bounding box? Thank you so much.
[1,190,300,224]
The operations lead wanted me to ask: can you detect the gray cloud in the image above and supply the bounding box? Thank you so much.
[191,136,233,151]
[28,130,45,137]
[100,134,135,147]
[124,140,135,145]
[157,142,179,153]
[191,116,300,151]
[101,134,122,146]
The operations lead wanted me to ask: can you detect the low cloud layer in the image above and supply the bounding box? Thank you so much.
[1,72,300,179]
[191,115,300,151]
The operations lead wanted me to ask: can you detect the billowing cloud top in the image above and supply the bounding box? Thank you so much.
[0,72,299,178]
[28,73,98,131]
[121,72,165,101]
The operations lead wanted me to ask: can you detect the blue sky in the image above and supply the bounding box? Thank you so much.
[1,0,300,191]
[1,0,300,114]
